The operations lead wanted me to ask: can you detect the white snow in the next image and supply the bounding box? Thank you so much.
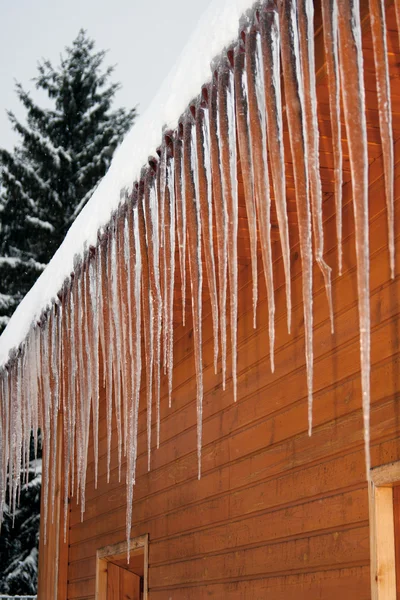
[0,0,256,368]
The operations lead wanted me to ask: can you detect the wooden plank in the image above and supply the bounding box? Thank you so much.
[148,566,370,600]
[369,482,396,599]
[107,562,120,600]
[120,567,141,600]
[393,486,400,598]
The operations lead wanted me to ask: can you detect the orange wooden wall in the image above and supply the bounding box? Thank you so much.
[64,4,400,599]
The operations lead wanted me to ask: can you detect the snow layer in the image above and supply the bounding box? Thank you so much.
[0,0,255,367]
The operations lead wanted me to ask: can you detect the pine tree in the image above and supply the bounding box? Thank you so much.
[0,29,136,331]
[0,437,42,595]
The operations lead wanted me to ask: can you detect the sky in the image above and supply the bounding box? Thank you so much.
[0,0,213,151]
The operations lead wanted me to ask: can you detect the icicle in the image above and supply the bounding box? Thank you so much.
[50,308,60,524]
[174,124,187,326]
[163,132,176,404]
[207,74,228,389]
[40,317,52,539]
[137,176,155,459]
[218,52,239,399]
[89,249,100,488]
[69,277,77,497]
[245,25,275,372]
[298,0,334,332]
[321,0,343,274]
[259,3,292,333]
[338,0,371,476]
[97,235,107,389]
[144,162,163,466]
[61,285,71,540]
[279,0,314,434]
[194,101,219,372]
[234,32,258,329]
[109,218,123,480]
[183,110,204,479]
[98,233,113,483]
[126,199,142,562]
[116,209,130,460]
[132,203,142,478]
[369,0,394,278]
[79,263,93,518]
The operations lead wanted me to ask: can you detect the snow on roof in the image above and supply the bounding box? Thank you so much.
[0,0,255,367]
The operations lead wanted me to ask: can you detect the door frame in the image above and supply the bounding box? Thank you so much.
[95,533,149,600]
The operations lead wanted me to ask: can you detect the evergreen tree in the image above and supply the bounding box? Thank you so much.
[0,439,42,595]
[0,29,136,331]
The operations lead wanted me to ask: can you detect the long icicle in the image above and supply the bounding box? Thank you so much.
[338,0,371,476]
[88,249,100,488]
[208,76,228,390]
[144,162,162,466]
[234,31,258,328]
[117,208,130,460]
[246,23,275,372]
[279,0,314,434]
[259,2,292,333]
[174,124,187,327]
[183,110,204,479]
[137,177,155,458]
[321,0,343,274]
[369,0,395,278]
[194,101,219,373]
[110,216,123,481]
[164,132,176,404]
[298,0,334,331]
[218,54,239,399]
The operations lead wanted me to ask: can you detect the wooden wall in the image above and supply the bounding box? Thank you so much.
[64,4,400,599]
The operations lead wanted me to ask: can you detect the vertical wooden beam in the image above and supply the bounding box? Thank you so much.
[369,470,397,599]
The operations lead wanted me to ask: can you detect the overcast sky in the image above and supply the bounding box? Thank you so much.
[0,0,213,151]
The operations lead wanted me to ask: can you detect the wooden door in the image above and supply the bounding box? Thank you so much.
[107,561,141,600]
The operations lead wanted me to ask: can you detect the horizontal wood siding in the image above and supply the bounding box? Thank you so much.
[65,5,400,599]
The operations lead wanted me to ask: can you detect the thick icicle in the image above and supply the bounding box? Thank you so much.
[144,162,163,465]
[321,0,343,274]
[117,209,130,459]
[234,35,258,328]
[99,232,113,483]
[338,0,371,475]
[40,318,51,538]
[207,75,228,389]
[132,203,142,478]
[88,250,100,488]
[246,25,275,372]
[61,285,71,538]
[137,177,155,459]
[163,132,176,404]
[194,101,219,372]
[369,0,395,278]
[69,277,77,496]
[183,110,204,479]
[279,0,314,434]
[259,3,292,333]
[218,53,239,400]
[174,124,187,326]
[110,217,123,480]
[298,0,333,331]
[126,199,142,561]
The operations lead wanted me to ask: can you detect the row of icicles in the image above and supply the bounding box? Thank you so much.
[0,0,397,553]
